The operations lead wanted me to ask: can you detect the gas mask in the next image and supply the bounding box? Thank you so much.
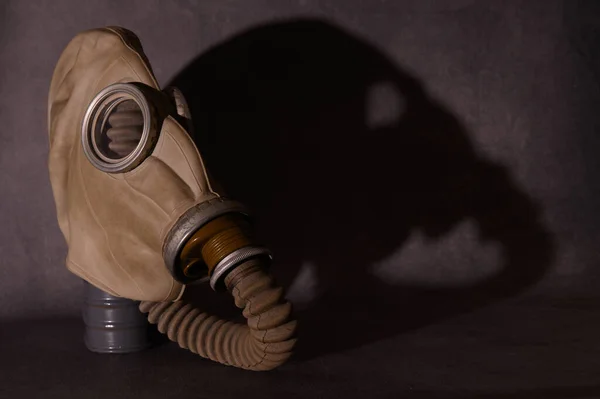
[48,27,296,370]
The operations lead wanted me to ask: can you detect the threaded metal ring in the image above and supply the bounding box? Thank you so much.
[162,198,251,284]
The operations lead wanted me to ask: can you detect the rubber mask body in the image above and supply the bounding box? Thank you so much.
[48,28,218,302]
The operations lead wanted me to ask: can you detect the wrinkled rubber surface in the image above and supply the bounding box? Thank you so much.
[139,260,297,371]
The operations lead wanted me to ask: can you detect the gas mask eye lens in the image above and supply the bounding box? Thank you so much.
[82,83,159,173]
[95,99,143,160]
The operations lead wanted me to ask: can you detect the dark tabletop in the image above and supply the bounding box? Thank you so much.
[2,296,599,399]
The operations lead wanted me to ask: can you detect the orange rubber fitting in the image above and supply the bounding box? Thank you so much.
[179,215,254,279]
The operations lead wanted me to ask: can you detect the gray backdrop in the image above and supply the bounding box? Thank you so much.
[0,0,600,318]
[1,1,600,397]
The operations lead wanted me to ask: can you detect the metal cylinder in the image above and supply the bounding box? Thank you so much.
[82,280,151,353]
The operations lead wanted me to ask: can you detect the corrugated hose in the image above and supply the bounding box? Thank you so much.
[105,100,297,371]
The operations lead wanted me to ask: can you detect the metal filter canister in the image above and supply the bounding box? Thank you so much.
[82,280,151,353]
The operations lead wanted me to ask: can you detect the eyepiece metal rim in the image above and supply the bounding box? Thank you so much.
[81,82,156,173]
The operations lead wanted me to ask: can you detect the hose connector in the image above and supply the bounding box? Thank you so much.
[210,246,271,291]
[164,198,271,290]
[178,212,271,291]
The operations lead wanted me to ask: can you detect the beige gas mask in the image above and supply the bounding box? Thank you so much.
[48,27,296,370]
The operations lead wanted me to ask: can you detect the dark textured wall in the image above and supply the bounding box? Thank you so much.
[0,0,598,323]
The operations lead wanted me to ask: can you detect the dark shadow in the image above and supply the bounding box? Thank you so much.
[169,19,556,360]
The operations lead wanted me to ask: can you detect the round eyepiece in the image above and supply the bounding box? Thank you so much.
[82,83,159,173]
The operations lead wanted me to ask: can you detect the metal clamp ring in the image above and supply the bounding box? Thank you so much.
[210,246,272,291]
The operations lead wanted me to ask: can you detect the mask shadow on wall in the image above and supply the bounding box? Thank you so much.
[169,19,556,360]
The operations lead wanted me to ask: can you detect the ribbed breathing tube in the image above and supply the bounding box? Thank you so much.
[140,260,297,370]
[104,97,297,371]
